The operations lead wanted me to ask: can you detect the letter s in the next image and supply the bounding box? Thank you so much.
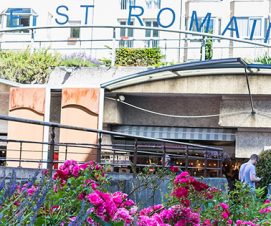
[55,5,69,25]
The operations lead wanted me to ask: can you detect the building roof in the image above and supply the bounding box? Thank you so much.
[101,58,271,91]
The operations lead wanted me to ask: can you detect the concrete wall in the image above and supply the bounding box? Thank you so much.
[59,88,99,162]
[113,74,271,95]
[220,98,271,128]
[236,130,271,158]
[104,95,220,127]
[7,88,45,168]
[0,93,9,133]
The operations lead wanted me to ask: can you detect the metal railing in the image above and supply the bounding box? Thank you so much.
[0,25,270,64]
[0,114,223,177]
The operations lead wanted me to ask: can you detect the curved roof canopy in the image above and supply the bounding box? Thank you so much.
[101,58,271,91]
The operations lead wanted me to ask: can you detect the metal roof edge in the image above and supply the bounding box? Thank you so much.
[101,58,245,89]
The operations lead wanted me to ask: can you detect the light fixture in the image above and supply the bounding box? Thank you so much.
[118,95,125,102]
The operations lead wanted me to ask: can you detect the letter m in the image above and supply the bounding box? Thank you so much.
[189,10,211,33]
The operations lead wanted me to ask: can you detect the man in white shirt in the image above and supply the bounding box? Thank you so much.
[239,154,261,192]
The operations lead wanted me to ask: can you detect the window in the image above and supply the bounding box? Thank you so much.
[189,17,215,33]
[146,0,161,9]
[145,20,159,47]
[69,21,81,38]
[119,21,134,47]
[4,8,37,32]
[120,0,136,10]
[235,17,262,38]
[187,17,215,42]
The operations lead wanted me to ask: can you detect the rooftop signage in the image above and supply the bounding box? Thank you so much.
[7,4,271,44]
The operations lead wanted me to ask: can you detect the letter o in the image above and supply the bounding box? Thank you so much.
[157,8,175,28]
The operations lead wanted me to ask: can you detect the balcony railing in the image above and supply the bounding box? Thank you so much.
[0,114,223,177]
[0,25,270,64]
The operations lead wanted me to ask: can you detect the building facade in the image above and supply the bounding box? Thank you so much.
[0,0,270,62]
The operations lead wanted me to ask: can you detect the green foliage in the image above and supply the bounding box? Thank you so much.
[59,58,96,67]
[0,49,61,84]
[115,48,164,66]
[205,38,213,60]
[257,149,271,190]
[100,58,112,67]
[255,55,271,64]
[229,181,262,222]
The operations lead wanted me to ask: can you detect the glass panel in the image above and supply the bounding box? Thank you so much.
[249,18,262,37]
[237,18,249,37]
[145,21,151,37]
[153,21,159,37]
[121,0,127,10]
[70,27,80,38]
[20,16,30,27]
[127,21,134,37]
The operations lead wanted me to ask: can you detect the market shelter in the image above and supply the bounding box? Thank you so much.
[101,58,271,159]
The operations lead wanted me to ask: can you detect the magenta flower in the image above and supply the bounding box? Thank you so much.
[219,202,229,210]
[86,192,103,205]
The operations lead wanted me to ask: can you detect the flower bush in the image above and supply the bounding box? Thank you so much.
[0,160,271,225]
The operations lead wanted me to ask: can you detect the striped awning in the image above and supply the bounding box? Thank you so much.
[112,126,235,141]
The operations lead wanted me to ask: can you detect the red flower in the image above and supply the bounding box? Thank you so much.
[191,180,209,192]
[172,187,188,199]
[170,166,179,173]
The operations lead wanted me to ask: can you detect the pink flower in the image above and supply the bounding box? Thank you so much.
[113,192,123,205]
[221,211,229,219]
[86,192,103,205]
[219,202,229,210]
[113,208,133,223]
[191,180,209,191]
[227,219,233,224]
[86,217,94,224]
[170,166,179,173]
[172,187,188,199]
[179,171,190,178]
[27,186,36,196]
[202,219,212,226]
[259,206,271,214]
[78,193,85,200]
[91,182,98,190]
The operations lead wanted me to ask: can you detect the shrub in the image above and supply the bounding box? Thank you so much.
[60,52,101,67]
[0,50,102,84]
[254,55,271,64]
[0,49,61,84]
[257,149,271,190]
[115,48,164,66]
[1,160,271,225]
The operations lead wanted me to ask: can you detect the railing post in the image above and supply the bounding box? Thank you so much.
[162,143,166,168]
[132,139,138,173]
[111,27,116,67]
[19,141,22,167]
[30,28,35,53]
[201,36,206,61]
[185,146,188,171]
[113,148,116,166]
[48,126,55,177]
[65,144,68,161]
[218,151,223,177]
[204,150,207,177]
[96,132,102,163]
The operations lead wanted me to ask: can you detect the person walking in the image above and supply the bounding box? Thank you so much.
[239,154,261,192]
